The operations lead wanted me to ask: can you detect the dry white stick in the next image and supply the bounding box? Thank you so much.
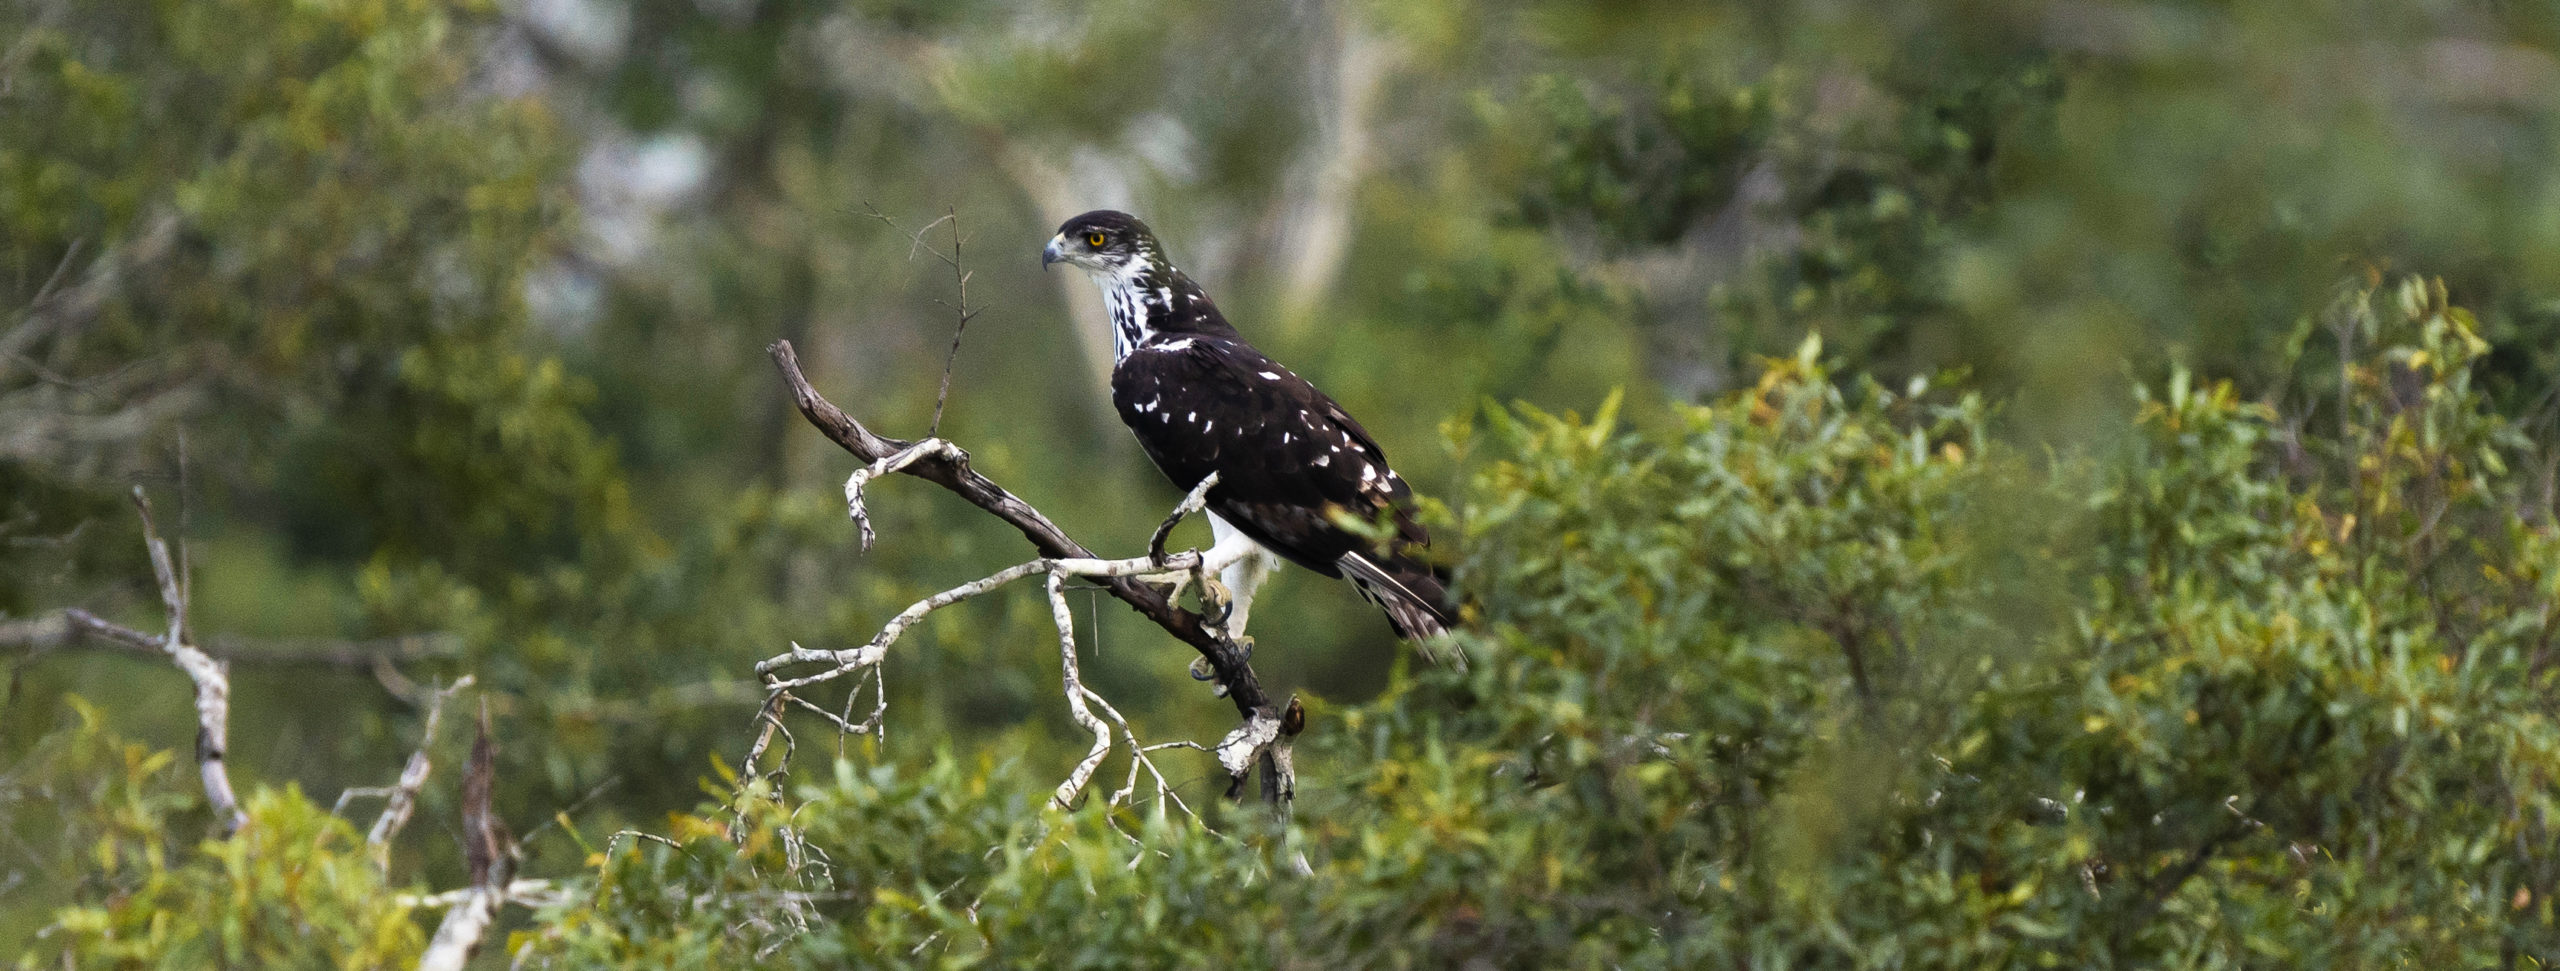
[751,549,1215,691]
[1049,573,1113,810]
[132,487,247,836]
[845,438,968,550]
[1081,688,1207,823]
[741,690,790,779]
[418,882,504,971]
[399,879,566,911]
[365,676,476,870]
[771,469,1253,814]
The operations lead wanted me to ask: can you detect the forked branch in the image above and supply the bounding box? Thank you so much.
[767,340,1292,802]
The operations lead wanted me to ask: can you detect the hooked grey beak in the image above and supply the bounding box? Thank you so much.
[1041,234,1065,269]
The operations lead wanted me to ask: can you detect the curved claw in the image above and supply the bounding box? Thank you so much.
[1195,575,1234,629]
[1189,634,1253,699]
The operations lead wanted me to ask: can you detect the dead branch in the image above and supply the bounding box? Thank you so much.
[419,702,515,971]
[853,204,981,438]
[1,610,459,674]
[1048,572,1112,809]
[398,879,568,911]
[360,676,476,871]
[756,478,1247,812]
[769,340,1291,800]
[125,487,249,836]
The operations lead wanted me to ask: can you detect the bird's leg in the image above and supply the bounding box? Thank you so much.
[1145,510,1262,604]
[1187,562,1239,691]
[1188,516,1275,694]
[1201,513,1277,642]
[1217,544,1279,642]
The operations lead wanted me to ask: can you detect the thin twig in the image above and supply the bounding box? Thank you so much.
[363,676,477,871]
[0,611,460,673]
[752,548,1217,689]
[930,207,975,437]
[853,204,979,439]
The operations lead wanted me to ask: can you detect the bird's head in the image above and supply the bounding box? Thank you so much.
[1042,210,1162,277]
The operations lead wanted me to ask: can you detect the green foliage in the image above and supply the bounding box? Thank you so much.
[494,278,2553,967]
[10,0,2560,964]
[7,701,423,970]
[1485,2,2560,404]
[27,277,2544,967]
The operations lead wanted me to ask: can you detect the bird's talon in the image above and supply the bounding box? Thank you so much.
[1197,576,1234,626]
[1188,656,1216,681]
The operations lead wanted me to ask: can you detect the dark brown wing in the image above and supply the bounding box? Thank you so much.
[1109,334,1426,577]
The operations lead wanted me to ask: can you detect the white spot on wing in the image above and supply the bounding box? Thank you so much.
[1259,371,1281,380]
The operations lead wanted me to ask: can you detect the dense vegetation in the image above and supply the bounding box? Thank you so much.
[6,0,2559,966]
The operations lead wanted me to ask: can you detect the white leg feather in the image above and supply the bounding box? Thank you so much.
[1206,513,1280,640]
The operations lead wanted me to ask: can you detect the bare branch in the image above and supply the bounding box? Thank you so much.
[399,879,568,911]
[741,690,792,780]
[130,487,248,836]
[1081,688,1209,823]
[417,884,506,971]
[754,546,1230,700]
[4,213,179,366]
[931,207,973,437]
[608,829,692,854]
[772,340,1269,700]
[1,610,459,675]
[853,204,981,439]
[363,676,476,870]
[1048,573,1112,810]
[843,438,968,551]
[419,703,514,971]
[770,340,1288,802]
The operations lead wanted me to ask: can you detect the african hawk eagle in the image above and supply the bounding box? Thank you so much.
[1042,210,1456,646]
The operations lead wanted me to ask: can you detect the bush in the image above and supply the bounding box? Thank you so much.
[12,277,2556,968]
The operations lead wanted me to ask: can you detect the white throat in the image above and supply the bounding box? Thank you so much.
[1088,261,1162,363]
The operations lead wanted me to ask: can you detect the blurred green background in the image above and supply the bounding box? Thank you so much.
[6,0,2560,964]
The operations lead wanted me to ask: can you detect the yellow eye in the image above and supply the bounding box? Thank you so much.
[1086,232,1107,248]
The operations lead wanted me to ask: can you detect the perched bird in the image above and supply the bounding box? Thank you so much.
[1042,210,1456,647]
